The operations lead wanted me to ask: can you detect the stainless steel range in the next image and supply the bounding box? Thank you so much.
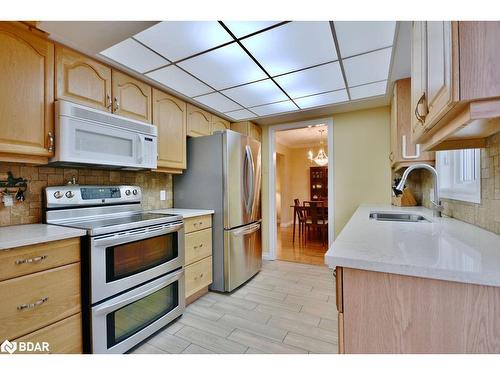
[44,185,185,354]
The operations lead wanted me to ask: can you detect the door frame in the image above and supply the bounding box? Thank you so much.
[265,117,334,261]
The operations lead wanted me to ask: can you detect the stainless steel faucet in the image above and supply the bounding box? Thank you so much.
[395,164,442,217]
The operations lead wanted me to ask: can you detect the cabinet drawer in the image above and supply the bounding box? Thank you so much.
[184,215,212,233]
[14,313,82,354]
[185,256,212,298]
[185,228,212,265]
[0,238,80,282]
[0,263,81,340]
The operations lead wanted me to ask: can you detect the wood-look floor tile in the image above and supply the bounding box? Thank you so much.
[210,302,271,324]
[273,285,330,301]
[285,294,336,309]
[283,332,338,354]
[182,344,214,354]
[163,320,184,335]
[318,317,338,332]
[267,316,338,344]
[175,326,247,354]
[233,285,287,301]
[203,292,258,310]
[243,293,302,312]
[219,314,287,342]
[186,303,224,321]
[255,304,320,326]
[146,331,191,354]
[300,301,337,319]
[130,342,167,354]
[228,329,307,354]
[178,312,234,337]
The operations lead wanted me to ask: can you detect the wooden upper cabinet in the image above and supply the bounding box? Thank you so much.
[391,79,434,170]
[230,121,262,142]
[211,115,230,134]
[187,104,211,137]
[112,70,152,123]
[153,89,187,171]
[0,23,54,163]
[55,46,112,112]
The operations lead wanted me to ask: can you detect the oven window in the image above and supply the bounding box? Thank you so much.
[106,233,178,282]
[106,281,179,348]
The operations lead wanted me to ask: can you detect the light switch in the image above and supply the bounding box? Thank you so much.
[160,190,166,201]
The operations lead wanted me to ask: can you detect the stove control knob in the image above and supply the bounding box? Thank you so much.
[53,191,63,199]
[125,189,131,196]
[65,191,75,198]
[132,189,138,195]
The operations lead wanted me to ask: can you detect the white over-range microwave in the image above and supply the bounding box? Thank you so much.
[50,100,157,170]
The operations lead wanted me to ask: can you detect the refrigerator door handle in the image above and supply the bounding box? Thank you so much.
[230,222,261,237]
[244,145,254,214]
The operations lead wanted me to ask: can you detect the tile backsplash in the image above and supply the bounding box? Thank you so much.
[0,163,173,226]
[400,132,500,235]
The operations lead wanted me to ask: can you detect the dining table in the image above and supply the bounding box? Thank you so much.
[289,200,328,243]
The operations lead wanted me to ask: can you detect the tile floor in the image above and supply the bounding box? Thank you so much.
[131,260,337,354]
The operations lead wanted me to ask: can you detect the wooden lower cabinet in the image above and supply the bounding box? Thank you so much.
[14,313,82,354]
[0,237,83,354]
[338,267,500,353]
[183,214,213,303]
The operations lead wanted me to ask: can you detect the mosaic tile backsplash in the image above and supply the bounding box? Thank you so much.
[399,132,500,235]
[0,163,173,226]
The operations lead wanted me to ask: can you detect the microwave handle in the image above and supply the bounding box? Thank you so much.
[136,135,144,164]
[92,269,184,316]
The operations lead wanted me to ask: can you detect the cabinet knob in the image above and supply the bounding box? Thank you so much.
[47,131,55,152]
[106,94,112,109]
[114,97,120,111]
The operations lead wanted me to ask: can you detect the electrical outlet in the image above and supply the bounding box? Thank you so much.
[160,190,166,201]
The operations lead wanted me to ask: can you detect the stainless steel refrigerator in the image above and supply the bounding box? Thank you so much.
[173,130,262,292]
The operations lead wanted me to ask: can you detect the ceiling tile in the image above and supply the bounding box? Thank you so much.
[343,47,392,87]
[222,79,287,108]
[194,92,242,113]
[250,101,297,116]
[274,62,344,99]
[225,109,257,120]
[295,90,348,109]
[178,43,267,90]
[242,21,337,76]
[100,38,168,73]
[146,66,213,97]
[224,21,281,38]
[334,21,396,58]
[134,21,233,61]
[350,81,387,100]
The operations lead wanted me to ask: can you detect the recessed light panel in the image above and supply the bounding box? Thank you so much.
[274,62,344,99]
[225,109,257,120]
[242,21,337,76]
[222,79,288,108]
[100,38,168,73]
[134,21,233,62]
[224,21,281,38]
[335,21,396,58]
[350,81,387,100]
[194,92,242,113]
[295,90,348,109]
[178,43,267,90]
[147,65,213,97]
[250,101,297,116]
[343,47,392,87]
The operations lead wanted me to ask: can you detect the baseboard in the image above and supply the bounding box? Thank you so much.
[262,252,275,261]
[280,220,293,228]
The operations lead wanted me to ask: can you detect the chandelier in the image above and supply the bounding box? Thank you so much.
[308,129,328,166]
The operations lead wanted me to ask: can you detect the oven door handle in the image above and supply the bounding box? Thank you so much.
[92,269,184,316]
[92,222,183,247]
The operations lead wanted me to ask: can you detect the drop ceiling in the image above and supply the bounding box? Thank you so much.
[276,124,328,149]
[100,21,397,121]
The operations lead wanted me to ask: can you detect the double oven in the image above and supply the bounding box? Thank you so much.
[45,185,185,353]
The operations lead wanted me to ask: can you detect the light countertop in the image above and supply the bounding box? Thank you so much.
[325,204,500,287]
[0,224,87,250]
[151,208,214,219]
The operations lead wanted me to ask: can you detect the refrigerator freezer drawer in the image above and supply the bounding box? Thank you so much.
[224,221,262,292]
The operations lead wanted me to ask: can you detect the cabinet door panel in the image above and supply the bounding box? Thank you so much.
[153,89,187,170]
[0,23,54,159]
[187,104,211,137]
[211,115,229,134]
[56,46,112,111]
[112,71,152,123]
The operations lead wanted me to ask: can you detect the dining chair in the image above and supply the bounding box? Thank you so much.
[292,198,301,243]
[304,201,328,246]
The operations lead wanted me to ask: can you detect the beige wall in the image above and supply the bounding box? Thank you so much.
[262,106,392,255]
[333,106,392,236]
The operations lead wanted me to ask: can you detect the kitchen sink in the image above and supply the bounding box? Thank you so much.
[369,211,431,223]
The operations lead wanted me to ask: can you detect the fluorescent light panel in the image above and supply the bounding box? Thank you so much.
[147,65,213,97]
[250,101,297,116]
[242,21,338,76]
[350,81,387,100]
[224,21,281,38]
[178,43,267,90]
[343,47,392,87]
[295,90,348,109]
[194,92,242,113]
[222,79,288,108]
[100,38,168,73]
[274,62,344,99]
[134,21,233,61]
[334,21,396,58]
[225,108,257,120]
